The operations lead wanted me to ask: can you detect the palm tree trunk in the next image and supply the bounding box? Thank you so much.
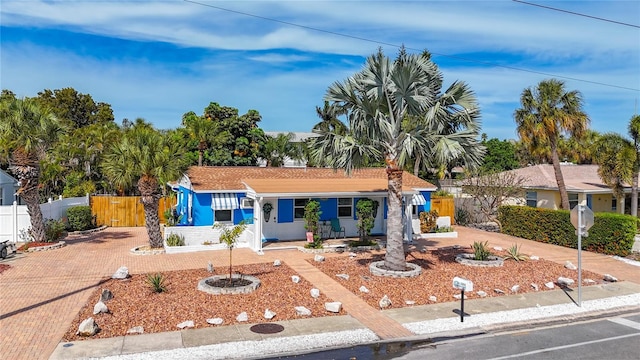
[21,183,47,242]
[632,171,638,217]
[384,165,407,271]
[139,177,163,248]
[550,143,570,210]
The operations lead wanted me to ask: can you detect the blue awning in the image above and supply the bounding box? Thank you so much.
[211,193,239,210]
[411,193,427,205]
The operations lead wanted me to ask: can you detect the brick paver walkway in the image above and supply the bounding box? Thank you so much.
[0,226,638,360]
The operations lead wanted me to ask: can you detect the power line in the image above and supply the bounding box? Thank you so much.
[183,0,639,92]
[512,0,640,29]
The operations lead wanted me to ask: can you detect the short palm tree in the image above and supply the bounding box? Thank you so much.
[102,122,188,248]
[263,132,297,167]
[311,48,482,272]
[592,133,635,204]
[514,79,589,210]
[182,111,216,166]
[628,115,640,216]
[0,97,64,242]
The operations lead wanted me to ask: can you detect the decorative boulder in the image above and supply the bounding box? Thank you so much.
[545,282,555,289]
[558,277,575,287]
[493,246,503,251]
[314,255,325,262]
[336,274,349,280]
[112,266,129,279]
[177,320,194,329]
[325,302,342,313]
[236,312,248,322]
[291,275,301,283]
[100,289,113,302]
[359,286,370,293]
[77,317,99,337]
[531,283,539,291]
[603,274,618,282]
[207,261,214,273]
[564,261,577,270]
[379,295,392,309]
[273,259,282,266]
[405,300,416,305]
[93,301,109,315]
[127,326,144,334]
[530,255,540,261]
[453,294,467,300]
[310,288,320,298]
[429,296,437,302]
[207,318,224,325]
[511,285,520,293]
[264,309,276,320]
[494,289,505,294]
[295,306,312,316]
[476,291,487,298]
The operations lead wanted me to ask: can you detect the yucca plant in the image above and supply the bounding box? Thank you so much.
[472,241,492,261]
[505,243,528,261]
[146,273,167,293]
[165,233,185,246]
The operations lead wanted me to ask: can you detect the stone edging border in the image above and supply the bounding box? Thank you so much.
[27,241,66,252]
[455,253,505,267]
[130,246,166,255]
[68,225,108,235]
[297,244,382,254]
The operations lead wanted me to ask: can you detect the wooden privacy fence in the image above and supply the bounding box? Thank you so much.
[430,196,455,224]
[91,196,175,227]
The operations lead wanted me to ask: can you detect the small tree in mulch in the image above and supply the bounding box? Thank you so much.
[355,198,377,243]
[214,221,247,283]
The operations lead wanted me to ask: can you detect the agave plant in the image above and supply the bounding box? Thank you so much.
[471,241,492,261]
[505,243,528,262]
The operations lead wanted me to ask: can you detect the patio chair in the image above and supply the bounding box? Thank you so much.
[329,218,346,239]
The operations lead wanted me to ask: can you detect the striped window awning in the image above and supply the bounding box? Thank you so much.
[411,193,427,205]
[211,193,239,210]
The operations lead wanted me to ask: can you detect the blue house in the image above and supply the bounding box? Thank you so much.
[170,166,436,252]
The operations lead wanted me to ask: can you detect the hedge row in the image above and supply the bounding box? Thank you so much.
[497,205,636,256]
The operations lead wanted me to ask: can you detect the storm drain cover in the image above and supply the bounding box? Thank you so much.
[250,323,285,334]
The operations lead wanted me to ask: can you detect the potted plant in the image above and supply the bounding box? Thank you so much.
[303,200,322,248]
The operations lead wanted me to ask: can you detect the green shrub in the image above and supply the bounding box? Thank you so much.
[419,210,439,233]
[433,190,453,198]
[455,207,471,226]
[472,241,492,261]
[436,226,454,233]
[146,273,167,293]
[66,205,95,231]
[44,219,67,242]
[356,198,377,241]
[165,233,185,246]
[349,239,378,247]
[498,205,636,256]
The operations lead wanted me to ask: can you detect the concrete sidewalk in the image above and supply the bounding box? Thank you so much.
[1,226,639,360]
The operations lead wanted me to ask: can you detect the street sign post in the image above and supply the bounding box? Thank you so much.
[453,277,473,322]
[569,204,594,307]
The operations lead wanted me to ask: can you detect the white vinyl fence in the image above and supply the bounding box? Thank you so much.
[0,195,89,243]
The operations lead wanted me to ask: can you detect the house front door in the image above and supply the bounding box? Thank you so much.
[371,197,384,235]
[262,199,278,241]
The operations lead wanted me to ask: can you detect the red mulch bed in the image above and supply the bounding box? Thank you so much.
[17,242,57,251]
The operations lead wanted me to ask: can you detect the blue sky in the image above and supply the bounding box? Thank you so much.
[1,0,638,141]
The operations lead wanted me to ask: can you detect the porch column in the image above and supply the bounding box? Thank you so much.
[254,197,263,252]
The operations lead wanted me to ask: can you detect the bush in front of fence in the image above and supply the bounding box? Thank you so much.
[498,205,636,256]
[66,205,96,232]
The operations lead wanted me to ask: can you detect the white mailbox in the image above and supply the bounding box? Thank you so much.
[453,277,473,292]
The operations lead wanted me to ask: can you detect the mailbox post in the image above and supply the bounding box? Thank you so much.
[453,277,473,322]
[570,204,594,307]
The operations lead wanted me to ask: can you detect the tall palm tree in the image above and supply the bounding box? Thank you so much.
[182,111,215,166]
[628,114,640,216]
[0,97,64,242]
[514,79,589,210]
[102,121,188,248]
[592,133,635,207]
[311,49,482,272]
[313,101,347,135]
[263,132,297,167]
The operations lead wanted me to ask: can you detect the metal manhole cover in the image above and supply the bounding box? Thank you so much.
[250,323,285,334]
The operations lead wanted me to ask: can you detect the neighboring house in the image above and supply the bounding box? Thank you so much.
[171,166,436,252]
[0,169,20,206]
[497,164,634,214]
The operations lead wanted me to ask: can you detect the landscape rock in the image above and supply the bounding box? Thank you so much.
[359,286,370,293]
[127,326,144,334]
[531,283,539,291]
[112,266,129,279]
[603,274,618,282]
[348,252,357,257]
[557,277,575,287]
[291,275,300,283]
[100,289,113,302]
[336,273,350,280]
[264,309,276,320]
[77,317,99,337]
[453,294,468,300]
[314,254,325,262]
[476,291,487,298]
[325,302,342,313]
[206,318,224,325]
[93,301,109,315]
[405,300,416,305]
[295,306,312,316]
[379,295,392,309]
[545,282,555,289]
[177,320,194,329]
[493,246,503,251]
[236,312,248,322]
[273,259,282,266]
[584,279,596,284]
[494,288,505,294]
[530,255,540,261]
[310,288,320,298]
[429,296,437,302]
[564,261,577,270]
[207,261,214,273]
[420,247,428,253]
[511,285,520,293]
